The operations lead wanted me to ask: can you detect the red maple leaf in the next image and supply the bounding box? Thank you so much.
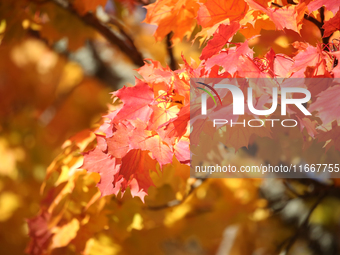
[82,145,121,197]
[290,44,328,77]
[148,104,180,130]
[26,211,53,255]
[158,104,190,144]
[204,42,254,75]
[129,120,173,166]
[308,0,340,15]
[322,10,340,38]
[245,0,301,32]
[106,122,132,158]
[112,80,154,122]
[118,149,158,202]
[309,85,340,126]
[174,137,190,163]
[200,22,240,60]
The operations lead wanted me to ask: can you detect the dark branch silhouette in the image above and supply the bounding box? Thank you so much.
[49,0,145,66]
[166,33,178,71]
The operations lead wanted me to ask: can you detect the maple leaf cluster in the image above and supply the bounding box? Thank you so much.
[82,60,191,201]
[79,0,340,199]
[145,0,340,42]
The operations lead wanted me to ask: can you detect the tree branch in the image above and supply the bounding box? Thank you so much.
[50,0,145,66]
[286,0,297,5]
[166,33,178,71]
[303,14,323,29]
[319,7,332,47]
[88,40,122,89]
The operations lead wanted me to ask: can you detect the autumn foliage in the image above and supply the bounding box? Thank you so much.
[1,0,340,254]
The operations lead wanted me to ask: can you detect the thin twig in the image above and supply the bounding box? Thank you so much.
[146,178,206,210]
[271,2,283,8]
[135,0,153,5]
[283,180,305,198]
[284,191,328,254]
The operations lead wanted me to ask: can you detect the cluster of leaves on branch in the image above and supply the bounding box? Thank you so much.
[82,60,191,201]
[83,0,340,200]
[21,0,340,254]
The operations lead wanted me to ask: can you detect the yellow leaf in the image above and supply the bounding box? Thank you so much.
[51,218,80,248]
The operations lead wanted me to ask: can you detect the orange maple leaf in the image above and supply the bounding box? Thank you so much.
[197,0,248,28]
[144,0,200,43]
